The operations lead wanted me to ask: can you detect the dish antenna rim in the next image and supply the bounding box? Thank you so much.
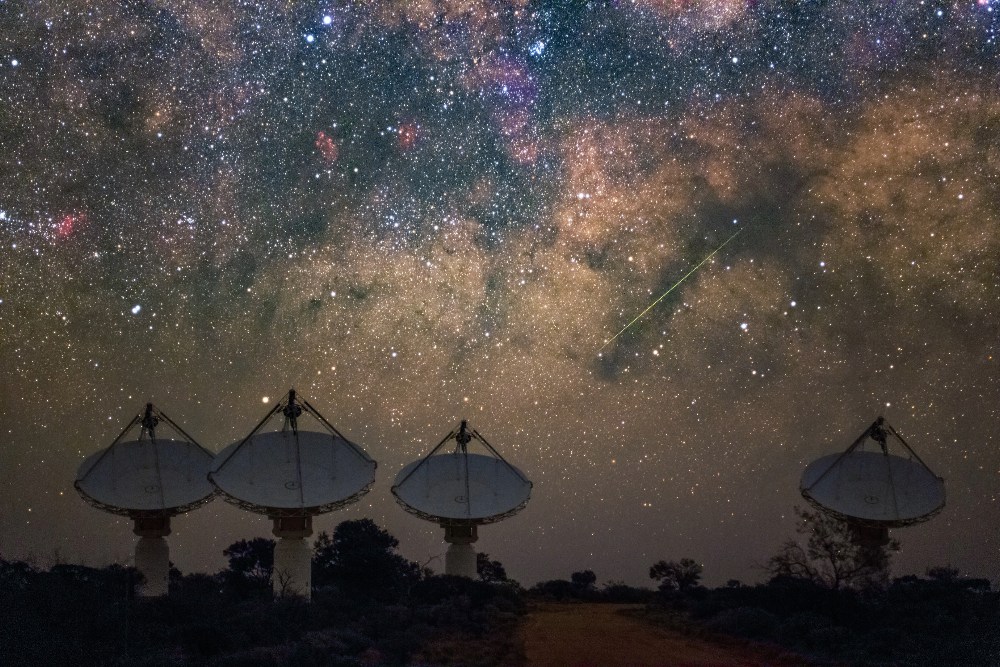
[390,420,532,525]
[73,403,218,518]
[208,389,376,517]
[800,416,945,528]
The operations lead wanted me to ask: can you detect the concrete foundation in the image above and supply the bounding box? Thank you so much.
[272,516,313,599]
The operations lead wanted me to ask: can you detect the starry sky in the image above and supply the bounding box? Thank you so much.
[1,0,999,588]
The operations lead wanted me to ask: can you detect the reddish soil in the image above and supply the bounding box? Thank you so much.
[522,604,811,667]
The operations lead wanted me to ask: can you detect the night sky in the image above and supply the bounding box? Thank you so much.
[2,0,998,588]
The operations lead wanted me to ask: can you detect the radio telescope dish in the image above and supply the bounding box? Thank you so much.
[392,420,532,578]
[208,389,376,599]
[801,416,945,547]
[74,403,216,596]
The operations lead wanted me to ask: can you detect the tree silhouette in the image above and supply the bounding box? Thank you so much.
[222,537,274,594]
[312,519,419,601]
[768,506,899,590]
[571,570,597,590]
[926,565,960,582]
[649,558,702,592]
[476,553,508,582]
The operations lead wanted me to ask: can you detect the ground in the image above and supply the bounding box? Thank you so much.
[411,603,814,667]
[521,603,811,667]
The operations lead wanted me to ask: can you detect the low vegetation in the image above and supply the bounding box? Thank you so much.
[645,509,1000,666]
[2,510,997,666]
[0,519,525,667]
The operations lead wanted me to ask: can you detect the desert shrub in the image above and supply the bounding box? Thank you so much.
[775,611,833,646]
[769,507,898,591]
[570,570,597,590]
[476,553,508,583]
[0,519,528,667]
[650,558,702,593]
[657,568,1000,666]
[528,575,653,603]
[411,575,524,619]
[312,519,420,604]
[599,581,656,604]
[222,537,275,600]
[709,606,780,639]
[529,578,578,600]
[0,561,139,667]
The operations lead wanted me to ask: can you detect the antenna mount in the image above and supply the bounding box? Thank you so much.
[283,389,303,434]
[456,420,472,453]
[140,403,159,440]
[870,416,888,454]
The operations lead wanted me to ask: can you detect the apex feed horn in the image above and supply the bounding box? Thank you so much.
[208,389,376,599]
[75,403,216,596]
[392,420,532,578]
[800,416,945,547]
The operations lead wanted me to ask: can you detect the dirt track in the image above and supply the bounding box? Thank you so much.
[522,604,810,667]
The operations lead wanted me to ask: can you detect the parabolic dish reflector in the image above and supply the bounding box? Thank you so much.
[800,416,945,528]
[393,452,532,524]
[210,430,376,515]
[74,404,216,517]
[801,451,945,526]
[76,440,215,516]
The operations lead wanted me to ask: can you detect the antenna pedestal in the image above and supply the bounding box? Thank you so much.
[135,538,169,596]
[133,517,171,597]
[800,417,945,540]
[849,523,890,548]
[443,525,478,578]
[272,517,313,599]
[75,404,216,600]
[133,516,171,537]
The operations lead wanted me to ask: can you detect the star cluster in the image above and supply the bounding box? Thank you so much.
[1,1,998,586]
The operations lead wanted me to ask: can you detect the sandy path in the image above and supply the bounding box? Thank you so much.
[522,604,809,667]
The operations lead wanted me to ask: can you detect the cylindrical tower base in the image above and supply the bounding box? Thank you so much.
[272,517,314,599]
[133,516,171,597]
[849,523,890,548]
[273,538,312,598]
[442,524,479,578]
[445,543,477,578]
[135,536,169,597]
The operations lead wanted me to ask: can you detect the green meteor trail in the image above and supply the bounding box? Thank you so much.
[600,227,745,352]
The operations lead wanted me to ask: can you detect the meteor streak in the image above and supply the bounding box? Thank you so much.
[600,227,745,352]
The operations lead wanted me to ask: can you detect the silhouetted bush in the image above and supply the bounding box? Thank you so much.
[476,552,507,582]
[527,574,654,603]
[650,558,703,593]
[312,519,420,604]
[0,520,526,667]
[0,561,139,667]
[529,578,578,600]
[570,569,597,590]
[408,575,526,635]
[768,507,899,591]
[599,580,657,604]
[709,606,780,639]
[657,568,1000,666]
[222,537,275,600]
